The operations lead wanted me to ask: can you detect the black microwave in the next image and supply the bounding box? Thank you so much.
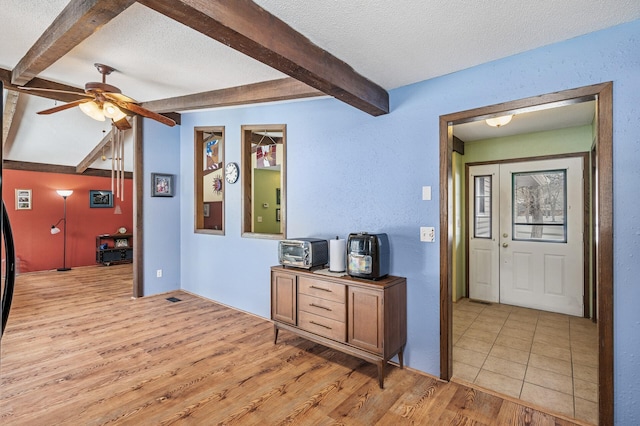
[347,232,390,280]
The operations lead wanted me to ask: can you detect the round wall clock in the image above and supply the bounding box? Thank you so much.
[225,162,239,184]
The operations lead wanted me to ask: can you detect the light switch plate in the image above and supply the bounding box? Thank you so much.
[420,226,435,242]
[422,186,432,200]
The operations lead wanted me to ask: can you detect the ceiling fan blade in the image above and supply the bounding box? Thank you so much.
[19,86,90,98]
[106,92,137,103]
[115,101,176,127]
[113,117,132,131]
[36,99,91,115]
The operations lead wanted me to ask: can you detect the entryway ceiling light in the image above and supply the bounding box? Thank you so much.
[485,115,513,127]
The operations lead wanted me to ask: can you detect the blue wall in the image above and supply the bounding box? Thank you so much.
[144,20,640,424]
[143,120,181,294]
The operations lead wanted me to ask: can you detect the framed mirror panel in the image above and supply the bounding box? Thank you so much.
[194,126,225,235]
[241,124,286,239]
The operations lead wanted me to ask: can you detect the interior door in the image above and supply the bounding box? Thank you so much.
[499,157,584,316]
[468,157,584,316]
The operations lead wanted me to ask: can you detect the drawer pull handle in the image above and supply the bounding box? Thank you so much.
[310,285,332,292]
[310,303,332,311]
[310,321,332,330]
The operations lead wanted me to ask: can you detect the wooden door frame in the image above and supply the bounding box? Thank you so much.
[132,116,144,298]
[439,82,613,425]
[464,153,590,318]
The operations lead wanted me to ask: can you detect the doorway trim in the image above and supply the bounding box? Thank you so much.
[439,82,613,424]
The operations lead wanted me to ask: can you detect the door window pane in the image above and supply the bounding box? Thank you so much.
[474,175,491,238]
[512,169,567,242]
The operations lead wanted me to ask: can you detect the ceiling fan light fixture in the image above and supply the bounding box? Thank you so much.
[79,101,106,121]
[103,102,127,121]
[485,114,513,127]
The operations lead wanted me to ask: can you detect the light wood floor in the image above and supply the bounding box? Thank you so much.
[1,265,586,425]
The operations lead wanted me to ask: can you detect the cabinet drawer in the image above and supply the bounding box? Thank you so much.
[298,277,346,303]
[298,294,345,322]
[298,311,346,342]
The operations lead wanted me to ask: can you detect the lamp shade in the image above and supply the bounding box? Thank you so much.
[103,102,127,121]
[51,226,61,235]
[56,189,73,197]
[79,101,106,121]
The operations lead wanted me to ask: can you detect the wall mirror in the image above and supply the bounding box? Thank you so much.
[241,124,286,239]
[194,126,225,235]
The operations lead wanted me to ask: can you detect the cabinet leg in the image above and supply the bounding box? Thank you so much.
[377,361,385,389]
[398,346,405,369]
[273,324,279,344]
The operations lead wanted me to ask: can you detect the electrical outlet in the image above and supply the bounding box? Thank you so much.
[257,216,263,222]
[420,227,435,242]
[156,269,162,278]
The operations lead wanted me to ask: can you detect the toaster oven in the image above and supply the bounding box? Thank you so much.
[278,238,328,269]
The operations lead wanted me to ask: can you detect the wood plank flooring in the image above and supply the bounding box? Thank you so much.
[1,265,587,425]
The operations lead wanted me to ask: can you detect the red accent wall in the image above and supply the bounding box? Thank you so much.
[3,169,133,273]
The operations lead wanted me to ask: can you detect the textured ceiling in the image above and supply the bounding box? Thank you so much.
[2,1,639,169]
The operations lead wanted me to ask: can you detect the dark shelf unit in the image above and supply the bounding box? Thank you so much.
[96,234,133,266]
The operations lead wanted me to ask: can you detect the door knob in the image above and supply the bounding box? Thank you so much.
[502,243,509,248]
[503,233,508,238]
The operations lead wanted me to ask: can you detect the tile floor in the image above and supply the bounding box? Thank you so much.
[452,298,598,424]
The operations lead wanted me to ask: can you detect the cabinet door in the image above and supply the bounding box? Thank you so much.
[348,286,383,354]
[272,271,297,325]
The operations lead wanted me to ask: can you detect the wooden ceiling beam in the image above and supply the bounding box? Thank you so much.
[3,159,132,178]
[1,67,85,103]
[141,77,324,113]
[76,128,115,174]
[138,0,389,116]
[2,91,20,152]
[11,0,136,86]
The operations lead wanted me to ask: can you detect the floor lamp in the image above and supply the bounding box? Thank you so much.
[51,190,73,271]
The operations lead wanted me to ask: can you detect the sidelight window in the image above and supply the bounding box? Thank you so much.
[474,175,492,239]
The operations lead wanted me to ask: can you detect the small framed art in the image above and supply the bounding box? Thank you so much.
[151,173,175,197]
[89,190,113,208]
[115,238,129,248]
[16,189,32,210]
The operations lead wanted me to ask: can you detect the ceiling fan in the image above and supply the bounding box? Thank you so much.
[20,63,175,129]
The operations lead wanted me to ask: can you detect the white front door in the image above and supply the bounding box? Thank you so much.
[468,158,584,316]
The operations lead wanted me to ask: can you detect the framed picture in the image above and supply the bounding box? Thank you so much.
[89,190,113,208]
[151,173,175,197]
[276,208,281,222]
[16,189,32,210]
[115,238,129,248]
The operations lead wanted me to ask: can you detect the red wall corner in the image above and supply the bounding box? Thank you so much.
[3,170,133,273]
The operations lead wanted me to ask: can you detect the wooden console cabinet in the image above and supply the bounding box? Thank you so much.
[96,234,133,266]
[271,265,407,388]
